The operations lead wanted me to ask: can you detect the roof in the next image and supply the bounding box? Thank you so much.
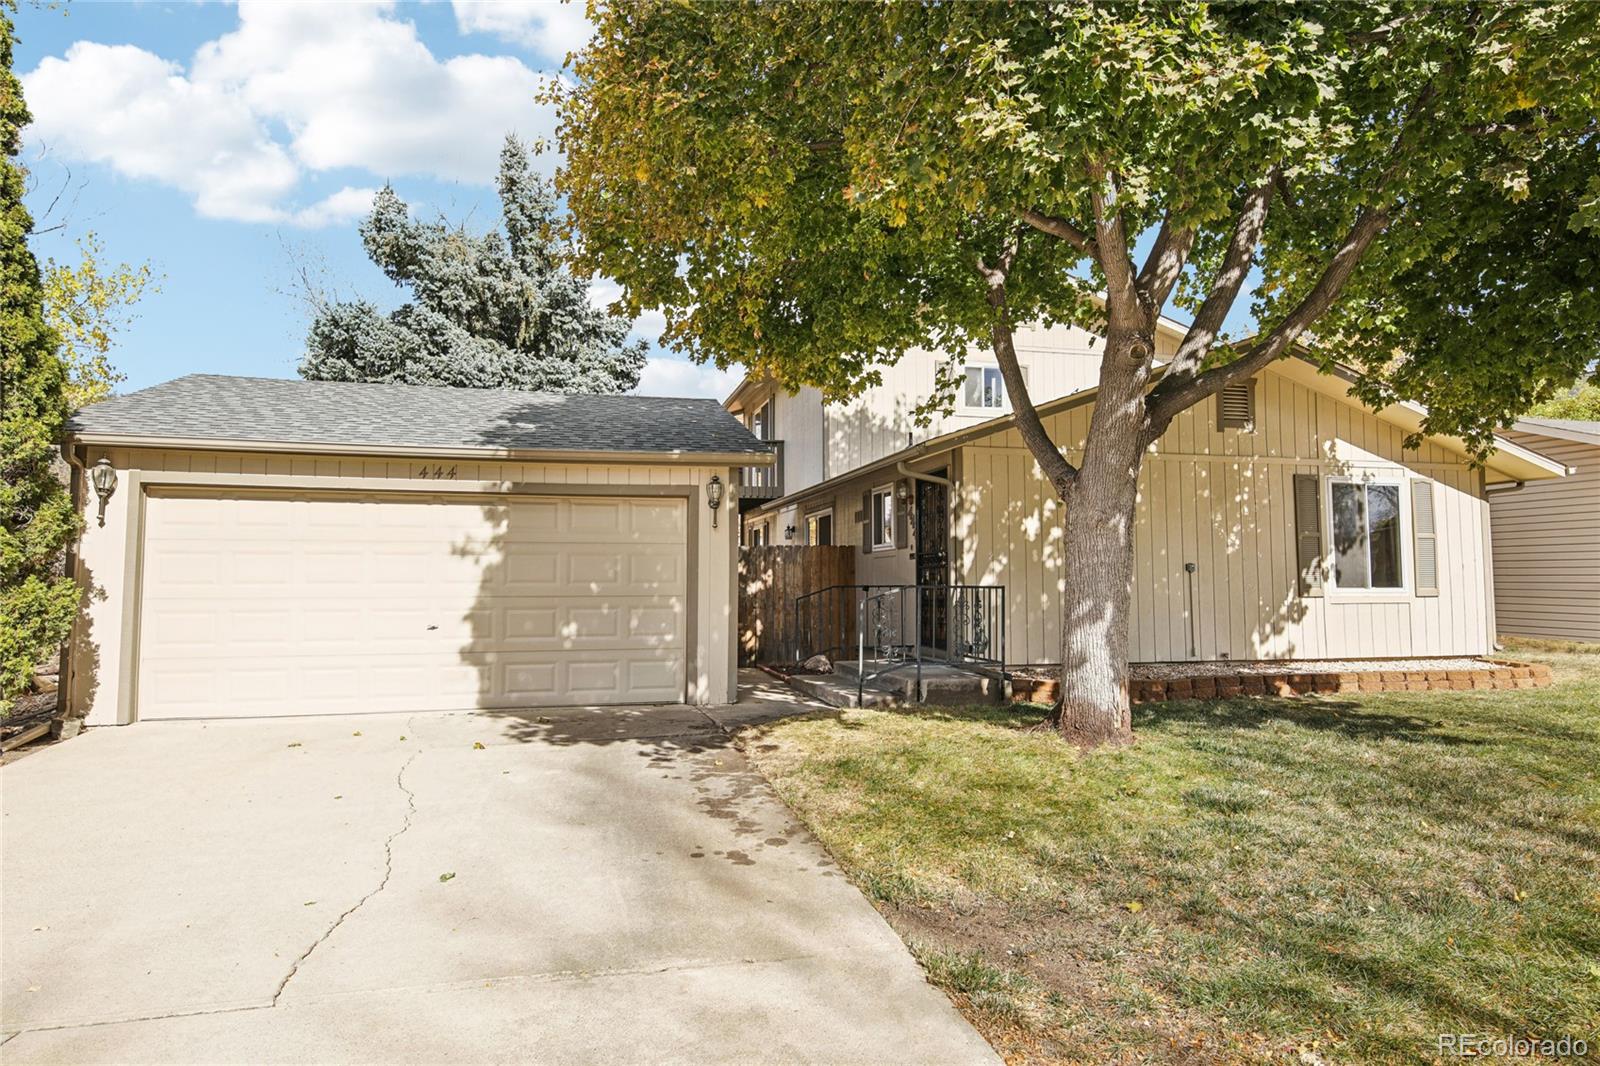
[1509,417,1600,447]
[67,375,774,462]
[754,355,1567,514]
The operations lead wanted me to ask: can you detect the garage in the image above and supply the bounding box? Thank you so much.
[136,491,689,718]
[61,375,768,724]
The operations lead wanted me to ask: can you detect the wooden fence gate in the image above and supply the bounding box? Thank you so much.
[738,545,855,666]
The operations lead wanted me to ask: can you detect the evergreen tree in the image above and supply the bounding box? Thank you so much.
[300,136,646,393]
[1,4,82,714]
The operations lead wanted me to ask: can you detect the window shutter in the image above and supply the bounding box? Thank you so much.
[1217,380,1256,431]
[859,490,872,556]
[1411,479,1439,597]
[894,482,910,550]
[1292,473,1324,596]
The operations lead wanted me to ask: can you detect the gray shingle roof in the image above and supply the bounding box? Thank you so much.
[67,375,771,456]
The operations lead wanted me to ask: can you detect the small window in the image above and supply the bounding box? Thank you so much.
[870,487,895,550]
[1217,380,1255,430]
[806,509,834,546]
[747,521,768,548]
[963,366,1007,409]
[1329,480,1403,590]
[750,399,773,441]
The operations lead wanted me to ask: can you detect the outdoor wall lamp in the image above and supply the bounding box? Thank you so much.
[784,525,796,541]
[706,475,724,528]
[90,458,118,527]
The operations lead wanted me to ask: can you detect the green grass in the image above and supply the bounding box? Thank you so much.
[744,644,1600,1064]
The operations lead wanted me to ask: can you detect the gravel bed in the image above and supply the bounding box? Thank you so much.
[1015,657,1503,681]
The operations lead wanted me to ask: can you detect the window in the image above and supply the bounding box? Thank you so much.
[750,399,773,441]
[870,487,895,550]
[806,509,834,546]
[746,521,768,548]
[1329,480,1403,590]
[963,366,1007,409]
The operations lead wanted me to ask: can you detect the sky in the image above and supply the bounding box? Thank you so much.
[14,0,741,401]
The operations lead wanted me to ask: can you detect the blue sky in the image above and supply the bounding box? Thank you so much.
[15,1,732,399]
[16,2,1239,404]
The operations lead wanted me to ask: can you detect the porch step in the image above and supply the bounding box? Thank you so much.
[780,671,905,710]
[830,660,1008,707]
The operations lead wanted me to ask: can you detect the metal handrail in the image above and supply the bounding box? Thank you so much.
[794,583,1007,704]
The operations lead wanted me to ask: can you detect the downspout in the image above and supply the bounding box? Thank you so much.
[895,461,950,488]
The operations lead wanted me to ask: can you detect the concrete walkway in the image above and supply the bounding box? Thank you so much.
[0,672,996,1064]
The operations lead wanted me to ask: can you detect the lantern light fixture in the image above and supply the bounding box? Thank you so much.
[90,458,118,527]
[706,475,724,528]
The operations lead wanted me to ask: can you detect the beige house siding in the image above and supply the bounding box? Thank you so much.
[954,364,1496,664]
[1490,430,1600,642]
[67,446,738,726]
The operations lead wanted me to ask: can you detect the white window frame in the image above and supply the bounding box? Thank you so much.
[1324,476,1409,597]
[746,519,769,548]
[806,507,834,546]
[869,486,895,552]
[958,363,1026,413]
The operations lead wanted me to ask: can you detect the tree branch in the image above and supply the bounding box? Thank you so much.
[1147,204,1391,427]
[1016,207,1095,257]
[1087,162,1139,326]
[1134,207,1195,313]
[1143,173,1276,421]
[978,233,1077,495]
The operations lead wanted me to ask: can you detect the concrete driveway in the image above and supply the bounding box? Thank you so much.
[0,674,996,1065]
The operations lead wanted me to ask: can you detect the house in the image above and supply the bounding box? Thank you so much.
[60,375,771,725]
[1488,417,1600,643]
[724,330,1568,665]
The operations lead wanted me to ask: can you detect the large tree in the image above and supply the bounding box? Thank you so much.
[300,135,646,393]
[554,2,1600,746]
[1,4,81,714]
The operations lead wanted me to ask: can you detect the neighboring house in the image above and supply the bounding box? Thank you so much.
[726,341,1568,665]
[1489,418,1600,643]
[61,375,770,725]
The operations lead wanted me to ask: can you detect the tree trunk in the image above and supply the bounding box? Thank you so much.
[1051,336,1151,747]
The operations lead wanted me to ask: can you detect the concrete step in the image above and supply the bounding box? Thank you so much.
[824,660,1008,707]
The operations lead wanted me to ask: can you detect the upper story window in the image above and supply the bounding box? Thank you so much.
[963,366,1007,409]
[750,399,773,441]
[1329,480,1403,590]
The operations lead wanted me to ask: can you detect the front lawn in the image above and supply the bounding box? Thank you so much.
[744,645,1600,1064]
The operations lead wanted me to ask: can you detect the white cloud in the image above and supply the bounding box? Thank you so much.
[452,1,593,60]
[289,186,379,229]
[634,357,743,402]
[588,278,669,345]
[20,1,560,225]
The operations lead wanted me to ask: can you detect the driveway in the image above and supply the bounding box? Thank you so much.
[0,673,996,1065]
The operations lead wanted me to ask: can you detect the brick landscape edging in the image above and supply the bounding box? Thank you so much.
[1010,658,1553,706]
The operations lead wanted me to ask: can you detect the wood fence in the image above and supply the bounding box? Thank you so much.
[738,545,855,666]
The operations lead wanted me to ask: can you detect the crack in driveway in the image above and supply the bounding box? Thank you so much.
[270,745,420,1005]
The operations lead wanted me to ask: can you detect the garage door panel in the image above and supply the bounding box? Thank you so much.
[136,492,688,719]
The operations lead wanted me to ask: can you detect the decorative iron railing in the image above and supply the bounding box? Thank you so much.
[793,583,1006,703]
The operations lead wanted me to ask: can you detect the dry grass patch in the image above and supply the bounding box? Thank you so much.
[744,647,1600,1064]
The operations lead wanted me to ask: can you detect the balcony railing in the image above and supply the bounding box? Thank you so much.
[737,440,783,502]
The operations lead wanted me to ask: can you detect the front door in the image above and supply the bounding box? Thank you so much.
[914,473,950,650]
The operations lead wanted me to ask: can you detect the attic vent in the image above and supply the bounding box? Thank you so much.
[1217,380,1256,431]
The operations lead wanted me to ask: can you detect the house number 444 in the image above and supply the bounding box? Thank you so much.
[416,464,458,479]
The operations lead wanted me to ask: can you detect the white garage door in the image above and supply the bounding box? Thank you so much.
[135,491,688,719]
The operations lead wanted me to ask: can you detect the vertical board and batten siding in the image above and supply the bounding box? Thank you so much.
[955,365,1495,664]
[823,324,1181,484]
[68,448,739,725]
[1490,430,1600,642]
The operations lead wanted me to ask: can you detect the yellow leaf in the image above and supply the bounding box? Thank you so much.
[1125,901,1144,913]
